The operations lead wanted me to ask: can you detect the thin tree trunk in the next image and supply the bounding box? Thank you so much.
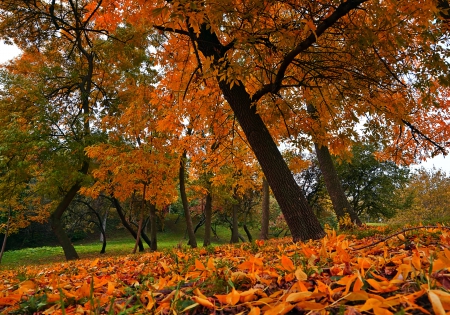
[133,184,146,254]
[100,209,107,243]
[149,203,158,251]
[306,104,362,226]
[259,177,270,240]
[203,192,212,247]
[314,143,362,226]
[0,206,12,264]
[195,26,325,242]
[180,151,197,248]
[230,203,239,243]
[243,225,253,242]
[112,197,145,252]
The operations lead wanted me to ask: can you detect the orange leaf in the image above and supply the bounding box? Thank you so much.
[264,302,294,315]
[248,306,261,315]
[280,255,296,272]
[191,296,215,309]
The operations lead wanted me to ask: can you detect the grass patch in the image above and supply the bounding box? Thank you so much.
[0,217,254,269]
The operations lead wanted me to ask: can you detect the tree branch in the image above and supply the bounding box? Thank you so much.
[252,0,367,102]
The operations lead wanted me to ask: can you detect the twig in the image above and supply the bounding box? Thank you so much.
[350,225,450,251]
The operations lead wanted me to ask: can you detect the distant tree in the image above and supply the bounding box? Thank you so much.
[335,145,411,220]
[297,145,410,222]
[390,168,450,224]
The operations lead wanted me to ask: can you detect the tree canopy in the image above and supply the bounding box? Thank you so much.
[1,0,450,244]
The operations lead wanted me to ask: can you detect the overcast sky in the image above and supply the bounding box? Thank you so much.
[1,42,449,174]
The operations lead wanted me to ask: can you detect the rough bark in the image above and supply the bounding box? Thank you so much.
[149,203,158,251]
[180,151,197,248]
[203,191,212,247]
[112,197,145,252]
[314,143,362,225]
[259,177,270,240]
[195,26,325,242]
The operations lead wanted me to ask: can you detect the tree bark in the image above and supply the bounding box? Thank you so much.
[243,224,253,242]
[149,203,158,251]
[306,104,362,226]
[314,143,362,226]
[195,26,325,242]
[112,197,145,252]
[203,191,212,247]
[230,202,240,243]
[179,151,197,248]
[133,184,146,254]
[0,206,12,264]
[50,182,81,260]
[259,177,270,240]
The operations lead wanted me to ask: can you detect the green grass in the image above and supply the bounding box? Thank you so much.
[0,216,249,269]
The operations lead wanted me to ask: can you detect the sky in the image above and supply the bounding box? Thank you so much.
[1,42,449,174]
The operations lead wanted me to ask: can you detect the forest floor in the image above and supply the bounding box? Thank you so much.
[0,224,449,314]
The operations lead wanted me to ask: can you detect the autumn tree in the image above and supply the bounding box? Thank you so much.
[390,167,450,224]
[96,0,449,241]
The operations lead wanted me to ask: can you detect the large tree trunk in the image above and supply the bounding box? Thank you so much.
[259,177,270,240]
[50,182,81,260]
[112,197,145,252]
[314,143,362,226]
[196,26,325,242]
[149,203,158,251]
[203,192,212,247]
[180,151,197,248]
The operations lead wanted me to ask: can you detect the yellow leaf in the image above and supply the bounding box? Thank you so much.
[193,288,207,299]
[428,291,446,315]
[295,267,307,281]
[285,291,313,302]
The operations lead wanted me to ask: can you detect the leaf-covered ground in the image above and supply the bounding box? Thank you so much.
[1,226,450,314]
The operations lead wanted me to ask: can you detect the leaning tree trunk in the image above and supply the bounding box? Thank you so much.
[306,104,362,226]
[203,191,212,246]
[259,177,270,240]
[195,26,325,242]
[112,197,145,252]
[50,182,81,260]
[314,143,362,226]
[180,151,197,248]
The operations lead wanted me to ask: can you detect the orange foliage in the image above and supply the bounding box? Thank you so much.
[1,227,450,314]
